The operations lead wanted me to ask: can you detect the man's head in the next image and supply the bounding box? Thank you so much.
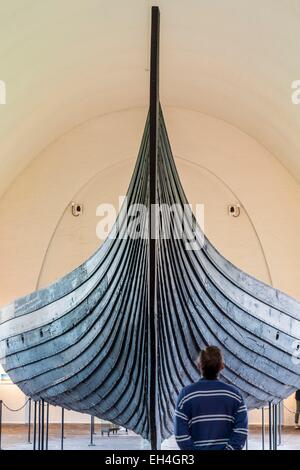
[197,346,224,380]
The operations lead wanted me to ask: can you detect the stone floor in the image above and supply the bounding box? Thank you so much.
[1,424,300,450]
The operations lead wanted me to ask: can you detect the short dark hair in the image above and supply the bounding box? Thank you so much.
[197,346,223,380]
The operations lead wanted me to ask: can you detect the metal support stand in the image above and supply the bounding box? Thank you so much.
[41,399,45,450]
[268,402,279,451]
[46,403,49,450]
[0,400,3,451]
[61,408,65,451]
[89,416,96,446]
[278,401,282,446]
[273,404,278,450]
[33,401,37,451]
[27,398,32,444]
[261,407,265,450]
[273,404,276,450]
[38,400,41,450]
[268,402,272,450]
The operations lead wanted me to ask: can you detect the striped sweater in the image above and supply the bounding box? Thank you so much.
[174,378,248,450]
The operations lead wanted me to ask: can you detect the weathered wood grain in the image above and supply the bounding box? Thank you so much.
[0,108,299,447]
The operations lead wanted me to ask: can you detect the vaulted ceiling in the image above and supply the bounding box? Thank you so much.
[0,0,300,196]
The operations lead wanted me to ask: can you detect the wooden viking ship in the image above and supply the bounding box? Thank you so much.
[0,7,300,449]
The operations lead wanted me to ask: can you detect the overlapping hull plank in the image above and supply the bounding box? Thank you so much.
[0,107,300,445]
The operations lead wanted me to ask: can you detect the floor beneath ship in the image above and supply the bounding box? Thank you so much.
[1,424,300,450]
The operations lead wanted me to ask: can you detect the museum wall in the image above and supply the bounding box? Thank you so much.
[0,106,299,425]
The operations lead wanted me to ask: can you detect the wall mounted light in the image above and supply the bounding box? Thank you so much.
[71,202,83,217]
[228,204,240,217]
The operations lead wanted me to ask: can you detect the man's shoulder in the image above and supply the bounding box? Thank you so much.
[180,382,201,396]
[219,380,242,396]
[180,379,243,399]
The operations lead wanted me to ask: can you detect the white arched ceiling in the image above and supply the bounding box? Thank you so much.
[0,0,300,198]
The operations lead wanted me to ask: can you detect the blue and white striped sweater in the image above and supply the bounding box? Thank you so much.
[174,379,248,450]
